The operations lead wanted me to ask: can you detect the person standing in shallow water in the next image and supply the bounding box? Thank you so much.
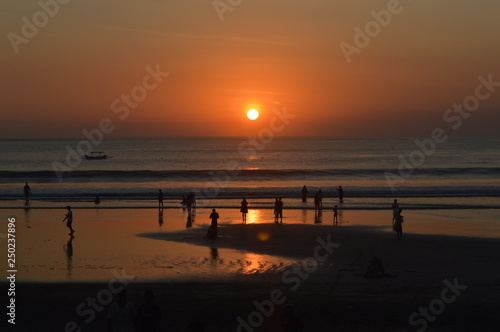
[333,205,338,224]
[277,198,284,223]
[24,182,31,202]
[392,199,400,227]
[301,185,308,202]
[158,189,164,208]
[62,206,74,235]
[240,198,248,224]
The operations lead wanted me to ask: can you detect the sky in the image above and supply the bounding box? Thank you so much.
[1,0,499,138]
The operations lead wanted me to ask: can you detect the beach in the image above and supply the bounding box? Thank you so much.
[1,137,500,330]
[2,202,500,331]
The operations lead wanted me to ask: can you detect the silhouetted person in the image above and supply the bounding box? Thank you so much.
[188,321,205,332]
[94,195,101,205]
[274,198,280,223]
[277,198,284,223]
[394,208,404,239]
[158,189,164,208]
[24,182,31,202]
[137,291,162,332]
[333,205,338,224]
[107,289,136,332]
[392,199,400,227]
[207,208,219,238]
[240,198,248,223]
[62,206,74,235]
[301,185,308,202]
[314,193,320,210]
[281,304,305,332]
[337,186,344,203]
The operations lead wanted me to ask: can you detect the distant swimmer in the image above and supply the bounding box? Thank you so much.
[62,206,74,235]
[94,195,101,205]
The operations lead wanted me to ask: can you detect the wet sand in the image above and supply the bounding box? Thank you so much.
[3,206,500,331]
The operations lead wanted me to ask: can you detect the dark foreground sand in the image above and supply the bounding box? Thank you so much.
[9,224,500,331]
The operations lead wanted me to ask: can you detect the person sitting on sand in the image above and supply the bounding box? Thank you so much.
[62,206,74,235]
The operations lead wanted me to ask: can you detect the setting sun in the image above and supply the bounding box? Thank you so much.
[247,109,259,120]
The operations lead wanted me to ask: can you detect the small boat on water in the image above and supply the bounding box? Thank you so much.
[83,152,109,160]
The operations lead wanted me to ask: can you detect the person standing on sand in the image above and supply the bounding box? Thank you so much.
[107,289,136,332]
[333,205,338,224]
[240,198,248,224]
[137,290,162,332]
[277,198,284,223]
[392,199,400,228]
[158,189,164,208]
[208,208,219,238]
[301,185,308,202]
[274,198,279,223]
[24,182,31,202]
[394,208,404,239]
[62,206,74,235]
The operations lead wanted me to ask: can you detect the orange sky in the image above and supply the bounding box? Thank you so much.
[1,0,499,138]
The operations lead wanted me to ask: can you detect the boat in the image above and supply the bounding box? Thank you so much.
[83,152,109,160]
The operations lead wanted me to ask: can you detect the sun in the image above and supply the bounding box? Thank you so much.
[247,109,259,120]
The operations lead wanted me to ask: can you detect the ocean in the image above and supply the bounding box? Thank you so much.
[1,137,499,208]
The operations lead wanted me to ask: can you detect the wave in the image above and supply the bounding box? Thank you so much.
[2,167,500,183]
[1,185,500,200]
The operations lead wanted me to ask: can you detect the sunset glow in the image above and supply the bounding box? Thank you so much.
[247,109,259,120]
